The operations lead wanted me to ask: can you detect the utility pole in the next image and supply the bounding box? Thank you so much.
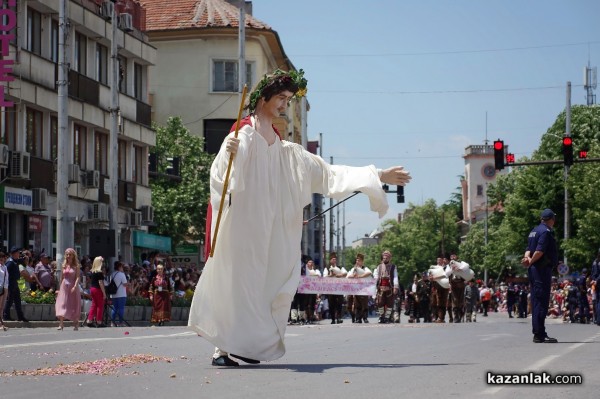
[320,133,325,272]
[56,0,70,275]
[238,0,245,95]
[109,0,119,269]
[564,82,571,267]
[329,156,334,256]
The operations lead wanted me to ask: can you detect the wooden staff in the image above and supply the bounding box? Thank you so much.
[210,85,248,258]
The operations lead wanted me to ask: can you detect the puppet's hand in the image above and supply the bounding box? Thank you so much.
[380,166,411,186]
[226,136,240,155]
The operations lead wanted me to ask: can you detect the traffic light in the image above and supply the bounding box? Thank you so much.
[493,140,505,170]
[578,149,588,159]
[396,185,404,203]
[562,136,573,166]
[505,153,515,164]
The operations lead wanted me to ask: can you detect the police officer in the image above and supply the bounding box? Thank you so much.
[2,246,29,323]
[577,268,590,324]
[521,209,558,343]
[565,280,578,323]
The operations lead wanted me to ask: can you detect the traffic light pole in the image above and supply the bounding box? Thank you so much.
[564,82,571,268]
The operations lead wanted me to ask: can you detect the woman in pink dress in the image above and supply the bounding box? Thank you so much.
[55,248,82,330]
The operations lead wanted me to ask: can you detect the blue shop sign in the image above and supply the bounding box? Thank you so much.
[0,186,32,211]
[132,230,171,252]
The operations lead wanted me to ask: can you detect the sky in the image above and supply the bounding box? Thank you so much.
[251,0,600,243]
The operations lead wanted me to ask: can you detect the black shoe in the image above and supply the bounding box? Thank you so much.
[231,354,260,364]
[331,319,336,324]
[363,318,369,323]
[337,319,343,324]
[356,319,362,323]
[86,321,97,328]
[211,356,239,367]
[533,335,558,343]
[96,323,107,328]
[19,318,30,323]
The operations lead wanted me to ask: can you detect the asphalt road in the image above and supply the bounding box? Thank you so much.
[0,312,598,399]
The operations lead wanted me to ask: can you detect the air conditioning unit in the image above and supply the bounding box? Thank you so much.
[0,144,9,166]
[129,211,142,226]
[118,13,133,32]
[68,164,81,184]
[141,205,154,223]
[9,151,30,179]
[32,188,48,211]
[100,0,114,21]
[83,170,100,189]
[89,202,108,221]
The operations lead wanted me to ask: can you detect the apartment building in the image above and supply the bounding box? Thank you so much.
[0,0,157,261]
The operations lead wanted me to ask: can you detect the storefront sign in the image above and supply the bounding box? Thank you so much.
[28,215,43,232]
[132,230,171,252]
[0,186,32,211]
[0,1,16,107]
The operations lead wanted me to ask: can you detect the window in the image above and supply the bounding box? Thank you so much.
[74,32,87,74]
[134,62,143,100]
[213,60,253,92]
[1,108,16,147]
[25,108,43,157]
[94,131,108,175]
[204,119,235,154]
[118,139,127,180]
[133,145,143,184]
[26,7,41,55]
[476,184,483,197]
[118,56,127,93]
[50,19,59,62]
[50,116,58,161]
[73,124,87,168]
[96,43,108,84]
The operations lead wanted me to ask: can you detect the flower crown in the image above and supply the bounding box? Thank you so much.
[247,69,308,112]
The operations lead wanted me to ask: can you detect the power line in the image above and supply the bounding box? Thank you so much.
[291,41,600,58]
[312,84,583,95]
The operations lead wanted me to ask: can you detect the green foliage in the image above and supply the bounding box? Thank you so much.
[126,296,151,306]
[479,104,600,273]
[150,117,214,248]
[21,290,57,304]
[171,296,192,307]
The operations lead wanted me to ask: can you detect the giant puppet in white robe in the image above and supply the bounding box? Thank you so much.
[189,116,389,361]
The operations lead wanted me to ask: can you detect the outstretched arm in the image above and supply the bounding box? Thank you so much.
[379,166,411,186]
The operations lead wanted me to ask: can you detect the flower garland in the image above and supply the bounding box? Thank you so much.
[248,68,308,112]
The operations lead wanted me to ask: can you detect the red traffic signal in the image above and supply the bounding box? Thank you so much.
[562,136,573,166]
[493,140,505,170]
[578,150,588,159]
[505,153,515,164]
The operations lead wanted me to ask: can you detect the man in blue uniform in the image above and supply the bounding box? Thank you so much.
[521,209,558,343]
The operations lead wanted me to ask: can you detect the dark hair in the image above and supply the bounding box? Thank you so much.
[260,75,299,103]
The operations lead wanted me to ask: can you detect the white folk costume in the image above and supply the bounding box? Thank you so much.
[189,116,388,361]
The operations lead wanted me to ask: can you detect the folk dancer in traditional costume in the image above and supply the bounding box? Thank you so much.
[190,69,412,366]
[374,250,399,324]
[347,253,373,323]
[324,252,347,324]
[428,257,450,323]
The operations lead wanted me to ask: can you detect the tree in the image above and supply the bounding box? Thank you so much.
[150,117,214,249]
[481,105,600,272]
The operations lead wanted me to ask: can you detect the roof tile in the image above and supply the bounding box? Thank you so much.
[138,0,271,31]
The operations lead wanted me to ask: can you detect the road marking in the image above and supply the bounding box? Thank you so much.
[0,331,196,350]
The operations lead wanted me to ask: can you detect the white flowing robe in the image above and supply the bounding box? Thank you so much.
[189,117,389,361]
